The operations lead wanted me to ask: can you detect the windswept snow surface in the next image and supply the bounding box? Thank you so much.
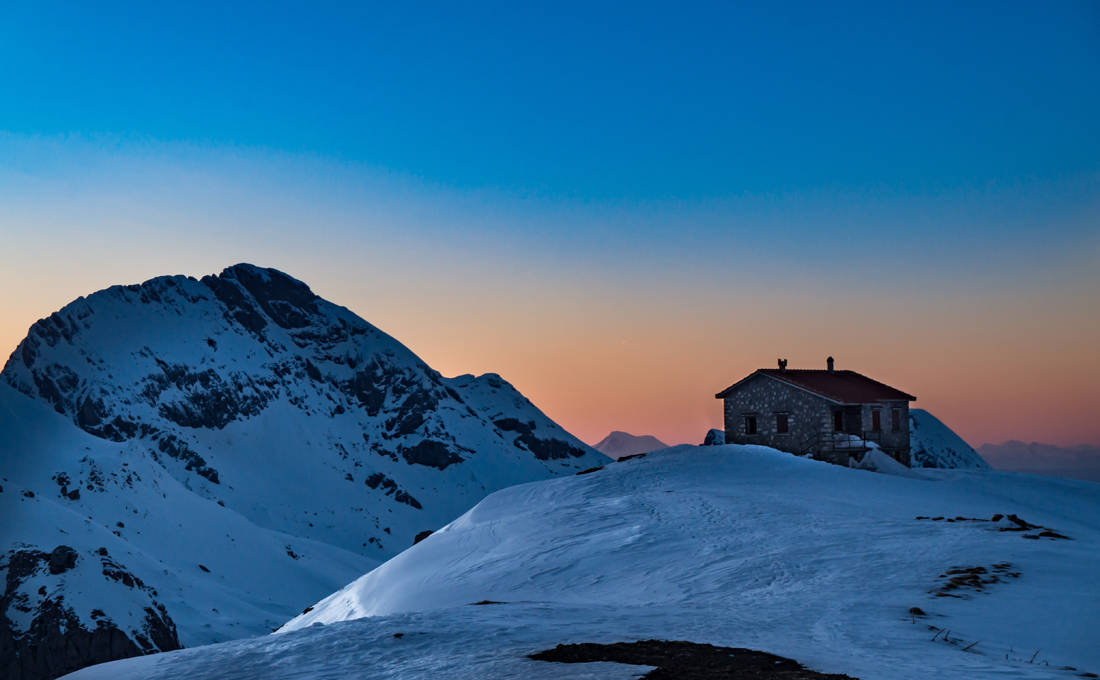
[71,446,1100,680]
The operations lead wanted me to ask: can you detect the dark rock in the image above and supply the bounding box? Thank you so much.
[413,530,433,545]
[702,428,725,446]
[198,564,210,573]
[101,556,147,589]
[399,440,463,470]
[576,466,604,475]
[493,418,588,460]
[201,274,268,336]
[1,547,181,680]
[76,396,106,429]
[223,264,319,330]
[365,473,423,509]
[384,386,438,437]
[530,640,858,679]
[155,435,220,484]
[617,453,647,462]
[47,546,77,575]
[303,359,323,383]
[149,363,269,432]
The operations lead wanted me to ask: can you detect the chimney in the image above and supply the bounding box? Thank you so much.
[777,358,788,371]
[826,356,835,372]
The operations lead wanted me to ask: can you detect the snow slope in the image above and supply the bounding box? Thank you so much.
[0,264,607,679]
[592,431,669,458]
[70,445,1100,680]
[909,408,989,469]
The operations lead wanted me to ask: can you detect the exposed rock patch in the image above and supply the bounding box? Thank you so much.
[398,440,463,470]
[530,640,857,679]
[1,546,180,680]
[932,562,1020,598]
[494,418,589,460]
[365,473,423,509]
[915,513,1070,540]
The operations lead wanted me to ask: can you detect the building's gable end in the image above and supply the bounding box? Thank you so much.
[715,371,762,399]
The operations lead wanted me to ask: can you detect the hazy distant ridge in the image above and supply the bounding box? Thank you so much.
[593,431,669,458]
[979,441,1100,482]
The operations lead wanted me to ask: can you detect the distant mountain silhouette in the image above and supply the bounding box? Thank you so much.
[593,431,669,459]
[978,441,1100,482]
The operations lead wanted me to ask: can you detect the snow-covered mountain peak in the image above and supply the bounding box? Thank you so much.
[0,264,607,680]
[909,409,989,469]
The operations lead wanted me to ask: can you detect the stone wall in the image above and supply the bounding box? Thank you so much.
[721,374,840,462]
[859,401,911,465]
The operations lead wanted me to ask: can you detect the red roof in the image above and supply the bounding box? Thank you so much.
[715,369,916,404]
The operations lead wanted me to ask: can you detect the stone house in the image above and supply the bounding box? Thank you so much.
[715,358,916,466]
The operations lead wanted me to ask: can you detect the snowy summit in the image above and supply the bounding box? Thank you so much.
[0,264,607,680]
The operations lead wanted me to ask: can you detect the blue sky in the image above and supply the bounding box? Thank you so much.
[3,1,1098,199]
[1,1,1098,446]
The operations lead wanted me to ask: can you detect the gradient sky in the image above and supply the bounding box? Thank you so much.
[1,1,1098,447]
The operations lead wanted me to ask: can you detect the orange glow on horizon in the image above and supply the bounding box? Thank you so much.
[2,263,1098,450]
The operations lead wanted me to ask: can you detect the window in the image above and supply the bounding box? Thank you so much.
[776,413,789,434]
[891,408,901,432]
[833,410,843,432]
[744,415,758,435]
[871,409,881,432]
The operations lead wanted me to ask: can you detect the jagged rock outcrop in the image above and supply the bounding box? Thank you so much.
[0,546,180,680]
